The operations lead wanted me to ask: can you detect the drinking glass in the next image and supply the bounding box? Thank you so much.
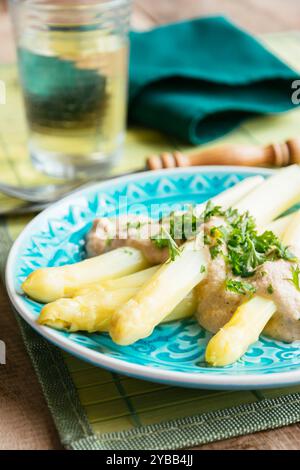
[9,0,131,178]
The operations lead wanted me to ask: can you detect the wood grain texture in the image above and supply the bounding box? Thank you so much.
[0,0,300,450]
[135,0,300,33]
[0,283,62,450]
[0,10,15,64]
[194,423,300,450]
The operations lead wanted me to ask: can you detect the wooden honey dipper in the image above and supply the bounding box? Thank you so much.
[146,138,300,170]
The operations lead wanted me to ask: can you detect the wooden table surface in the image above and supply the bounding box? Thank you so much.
[1,0,300,450]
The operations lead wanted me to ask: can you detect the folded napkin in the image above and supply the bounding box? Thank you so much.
[129,16,299,144]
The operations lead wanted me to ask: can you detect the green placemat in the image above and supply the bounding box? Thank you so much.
[1,32,300,450]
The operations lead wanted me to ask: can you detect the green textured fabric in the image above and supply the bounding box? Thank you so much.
[70,394,300,450]
[129,16,299,144]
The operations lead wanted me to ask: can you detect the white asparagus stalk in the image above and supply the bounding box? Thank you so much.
[206,208,300,367]
[205,297,277,366]
[72,266,160,296]
[265,212,295,238]
[39,286,136,332]
[194,175,264,214]
[99,266,160,291]
[163,290,197,323]
[233,164,300,226]
[281,209,300,246]
[22,247,149,303]
[109,235,209,345]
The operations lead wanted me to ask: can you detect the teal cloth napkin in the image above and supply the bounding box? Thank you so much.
[129,16,299,144]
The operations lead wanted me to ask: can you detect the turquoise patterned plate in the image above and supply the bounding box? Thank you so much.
[5,167,300,389]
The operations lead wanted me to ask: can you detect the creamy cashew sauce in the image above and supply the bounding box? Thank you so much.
[86,215,180,264]
[86,215,300,343]
[196,247,300,342]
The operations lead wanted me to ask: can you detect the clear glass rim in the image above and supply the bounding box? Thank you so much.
[9,0,132,12]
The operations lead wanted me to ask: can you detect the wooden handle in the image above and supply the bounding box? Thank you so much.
[146,138,300,170]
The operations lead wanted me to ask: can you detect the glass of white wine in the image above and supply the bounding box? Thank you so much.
[9,0,132,178]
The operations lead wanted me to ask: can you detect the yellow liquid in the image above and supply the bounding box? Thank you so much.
[18,29,128,177]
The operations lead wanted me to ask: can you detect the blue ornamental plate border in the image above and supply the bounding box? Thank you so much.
[5,167,300,389]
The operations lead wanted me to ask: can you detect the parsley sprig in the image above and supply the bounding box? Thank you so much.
[151,226,182,262]
[163,201,223,242]
[225,279,256,296]
[286,265,300,292]
[165,210,202,241]
[202,200,224,222]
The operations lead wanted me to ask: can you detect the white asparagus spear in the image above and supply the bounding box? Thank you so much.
[194,175,264,214]
[98,266,159,291]
[39,286,137,332]
[265,212,295,239]
[234,164,300,226]
[109,235,209,345]
[281,210,300,246]
[206,208,300,367]
[205,297,277,366]
[22,247,149,303]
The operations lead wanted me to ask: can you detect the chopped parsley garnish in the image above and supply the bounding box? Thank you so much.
[286,265,300,292]
[151,226,182,262]
[200,202,296,278]
[267,284,274,294]
[105,237,112,247]
[163,202,222,242]
[126,221,142,230]
[200,265,206,273]
[202,200,224,222]
[166,210,202,241]
[152,200,296,276]
[209,244,222,260]
[225,279,256,296]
